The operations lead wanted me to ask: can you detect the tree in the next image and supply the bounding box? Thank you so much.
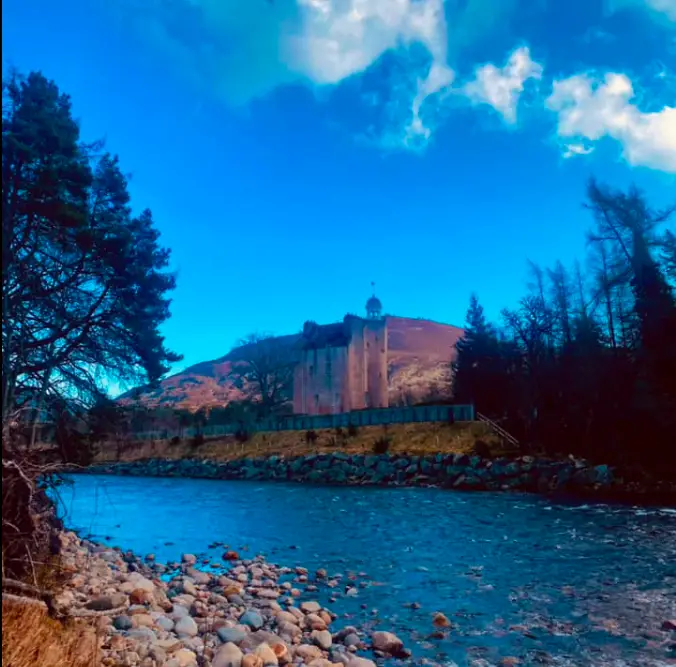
[452,294,512,418]
[2,70,181,451]
[227,333,296,418]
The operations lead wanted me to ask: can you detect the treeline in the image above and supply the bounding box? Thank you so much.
[452,181,676,467]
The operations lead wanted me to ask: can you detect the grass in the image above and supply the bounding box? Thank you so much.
[93,420,508,463]
[2,601,99,667]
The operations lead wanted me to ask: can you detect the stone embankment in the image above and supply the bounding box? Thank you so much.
[54,531,411,667]
[82,452,676,501]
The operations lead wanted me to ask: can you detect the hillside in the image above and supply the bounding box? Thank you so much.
[121,316,464,411]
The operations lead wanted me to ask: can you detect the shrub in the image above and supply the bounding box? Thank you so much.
[334,426,344,436]
[170,436,181,445]
[347,423,359,437]
[234,428,249,443]
[373,436,391,454]
[191,433,205,447]
[305,430,318,444]
[473,439,490,458]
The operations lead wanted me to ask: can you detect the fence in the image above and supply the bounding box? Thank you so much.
[133,403,475,441]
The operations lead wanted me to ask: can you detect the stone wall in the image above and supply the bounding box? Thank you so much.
[80,452,676,502]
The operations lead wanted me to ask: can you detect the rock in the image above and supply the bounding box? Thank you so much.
[224,550,240,561]
[175,615,199,638]
[312,629,332,650]
[174,648,198,667]
[218,627,248,644]
[129,588,153,605]
[300,601,322,614]
[371,631,404,655]
[182,553,197,565]
[342,633,360,648]
[240,610,264,630]
[156,615,175,632]
[433,612,452,628]
[242,656,264,667]
[294,644,323,661]
[128,573,155,593]
[254,642,279,665]
[85,593,127,611]
[213,642,244,667]
[345,658,376,667]
[663,620,676,631]
[113,614,133,631]
[181,579,197,596]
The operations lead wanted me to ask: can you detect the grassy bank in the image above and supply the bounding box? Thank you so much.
[93,421,505,464]
[2,601,99,667]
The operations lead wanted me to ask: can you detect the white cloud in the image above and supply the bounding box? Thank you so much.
[463,47,543,123]
[563,143,595,158]
[643,0,676,21]
[290,0,448,84]
[605,0,676,23]
[546,72,676,172]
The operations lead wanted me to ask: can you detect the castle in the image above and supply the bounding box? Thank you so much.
[292,292,389,415]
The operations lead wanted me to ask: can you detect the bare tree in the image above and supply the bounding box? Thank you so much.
[228,333,297,418]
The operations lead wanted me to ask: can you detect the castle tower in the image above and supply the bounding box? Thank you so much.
[363,286,388,408]
[366,282,383,320]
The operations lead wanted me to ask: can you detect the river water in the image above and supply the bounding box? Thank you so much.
[59,475,676,667]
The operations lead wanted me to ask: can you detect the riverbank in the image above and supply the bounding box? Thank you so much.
[82,451,676,505]
[11,530,416,667]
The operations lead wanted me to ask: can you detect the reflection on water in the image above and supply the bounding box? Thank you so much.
[59,475,676,666]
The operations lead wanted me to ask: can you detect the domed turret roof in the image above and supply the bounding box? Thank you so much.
[366,295,382,312]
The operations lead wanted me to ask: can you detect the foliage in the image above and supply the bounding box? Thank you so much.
[2,70,181,457]
[227,333,296,419]
[305,429,318,444]
[452,180,676,467]
[372,436,391,454]
[347,423,359,437]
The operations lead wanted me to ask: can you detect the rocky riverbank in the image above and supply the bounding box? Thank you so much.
[53,531,417,667]
[82,452,676,503]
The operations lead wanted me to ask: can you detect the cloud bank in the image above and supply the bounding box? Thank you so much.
[114,0,676,172]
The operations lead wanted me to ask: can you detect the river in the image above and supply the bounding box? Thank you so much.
[59,474,676,666]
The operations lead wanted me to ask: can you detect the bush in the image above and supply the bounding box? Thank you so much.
[373,437,391,454]
[473,439,490,458]
[347,423,359,437]
[305,430,318,444]
[191,433,205,447]
[334,426,344,436]
[234,428,249,443]
[170,436,181,445]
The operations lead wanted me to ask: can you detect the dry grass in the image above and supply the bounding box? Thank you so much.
[2,601,99,667]
[94,421,507,463]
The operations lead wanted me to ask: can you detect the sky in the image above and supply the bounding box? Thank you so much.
[2,0,675,377]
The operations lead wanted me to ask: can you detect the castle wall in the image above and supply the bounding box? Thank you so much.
[346,317,366,411]
[293,345,349,415]
[365,319,388,408]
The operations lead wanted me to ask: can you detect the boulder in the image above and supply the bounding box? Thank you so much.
[300,601,322,614]
[175,615,199,638]
[217,627,248,644]
[254,642,279,665]
[239,610,264,630]
[113,614,133,631]
[85,593,127,611]
[371,631,404,655]
[213,642,244,667]
[312,629,332,650]
[242,656,264,667]
[294,644,323,661]
[174,648,198,667]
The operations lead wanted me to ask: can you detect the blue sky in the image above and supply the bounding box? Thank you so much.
[3,0,675,375]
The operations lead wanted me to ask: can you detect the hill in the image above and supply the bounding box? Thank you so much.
[121,316,464,411]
